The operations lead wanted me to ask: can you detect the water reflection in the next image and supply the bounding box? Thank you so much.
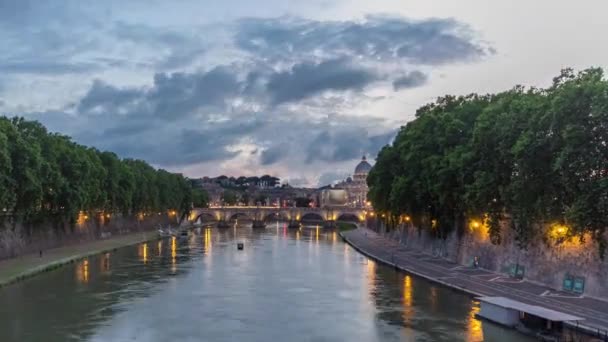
[0,225,533,342]
[171,236,177,273]
[76,259,89,284]
[101,253,111,273]
[467,300,484,342]
[203,228,211,254]
[429,286,438,312]
[140,243,148,264]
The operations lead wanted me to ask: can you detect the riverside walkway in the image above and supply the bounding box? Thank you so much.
[342,228,608,336]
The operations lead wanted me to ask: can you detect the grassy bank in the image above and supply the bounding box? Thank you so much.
[337,222,357,232]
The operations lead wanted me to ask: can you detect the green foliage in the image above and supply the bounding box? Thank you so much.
[367,68,608,257]
[254,194,268,206]
[0,117,207,225]
[192,188,209,208]
[337,222,356,232]
[221,190,238,206]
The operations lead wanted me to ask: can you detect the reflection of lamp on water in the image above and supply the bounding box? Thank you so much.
[77,259,89,283]
[171,236,177,273]
[142,243,148,264]
[467,301,484,341]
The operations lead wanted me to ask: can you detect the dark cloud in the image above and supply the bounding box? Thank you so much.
[78,80,142,113]
[235,15,492,65]
[149,66,241,119]
[19,64,397,173]
[2,9,491,177]
[260,144,287,165]
[77,66,241,122]
[305,127,396,163]
[392,71,428,90]
[266,58,378,104]
[173,128,241,165]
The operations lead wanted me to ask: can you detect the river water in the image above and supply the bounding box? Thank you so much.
[0,224,533,342]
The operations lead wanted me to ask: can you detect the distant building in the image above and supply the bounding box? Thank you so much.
[333,156,372,207]
[319,189,349,207]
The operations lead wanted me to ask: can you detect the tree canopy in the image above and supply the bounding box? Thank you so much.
[367,68,608,257]
[0,117,207,226]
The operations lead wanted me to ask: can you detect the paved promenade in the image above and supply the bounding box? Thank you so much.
[0,231,156,287]
[342,228,608,336]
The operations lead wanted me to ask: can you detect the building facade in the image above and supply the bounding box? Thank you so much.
[331,156,372,208]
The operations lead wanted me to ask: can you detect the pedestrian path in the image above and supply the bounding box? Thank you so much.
[0,231,155,287]
[342,228,608,336]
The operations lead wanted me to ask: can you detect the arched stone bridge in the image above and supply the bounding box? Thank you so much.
[188,206,366,224]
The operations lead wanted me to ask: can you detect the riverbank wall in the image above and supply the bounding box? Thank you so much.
[0,212,178,260]
[369,219,608,299]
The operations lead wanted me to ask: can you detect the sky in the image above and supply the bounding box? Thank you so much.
[1,0,607,187]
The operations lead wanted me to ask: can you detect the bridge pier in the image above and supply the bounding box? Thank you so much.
[287,220,301,229]
[252,220,266,229]
[324,220,336,229]
[217,220,230,228]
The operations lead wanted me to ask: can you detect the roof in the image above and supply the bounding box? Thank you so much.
[477,296,584,322]
[354,156,372,174]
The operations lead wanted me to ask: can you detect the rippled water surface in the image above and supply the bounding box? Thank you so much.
[0,224,533,341]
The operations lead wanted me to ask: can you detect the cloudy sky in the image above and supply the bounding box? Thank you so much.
[1,0,607,187]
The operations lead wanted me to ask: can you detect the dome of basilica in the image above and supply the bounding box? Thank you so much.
[354,156,372,175]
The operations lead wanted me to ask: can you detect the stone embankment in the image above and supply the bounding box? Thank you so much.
[0,212,178,286]
[342,227,608,337]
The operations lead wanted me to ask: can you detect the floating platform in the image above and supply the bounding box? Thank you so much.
[476,296,583,338]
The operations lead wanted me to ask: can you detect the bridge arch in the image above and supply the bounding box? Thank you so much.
[194,212,217,223]
[229,212,253,221]
[300,212,325,222]
[263,212,288,222]
[336,213,361,222]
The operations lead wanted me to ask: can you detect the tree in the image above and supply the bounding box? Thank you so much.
[192,189,209,208]
[222,190,238,206]
[367,68,608,257]
[255,194,268,206]
[294,197,312,207]
[0,116,205,232]
[240,192,250,206]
